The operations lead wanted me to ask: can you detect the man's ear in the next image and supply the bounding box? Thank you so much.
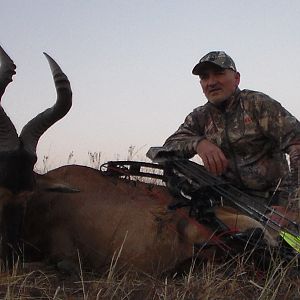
[235,72,241,86]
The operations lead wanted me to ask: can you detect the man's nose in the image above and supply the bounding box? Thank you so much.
[207,74,218,86]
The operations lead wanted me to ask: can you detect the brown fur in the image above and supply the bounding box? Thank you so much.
[18,165,277,274]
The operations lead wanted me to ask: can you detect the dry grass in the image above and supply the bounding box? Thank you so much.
[0,253,300,299]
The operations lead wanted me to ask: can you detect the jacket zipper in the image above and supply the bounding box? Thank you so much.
[223,111,246,189]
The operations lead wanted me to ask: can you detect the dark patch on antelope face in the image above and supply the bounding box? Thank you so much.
[0,146,37,193]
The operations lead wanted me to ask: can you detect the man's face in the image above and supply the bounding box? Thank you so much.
[199,64,240,105]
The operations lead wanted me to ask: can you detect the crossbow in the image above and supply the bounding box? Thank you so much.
[100,158,300,263]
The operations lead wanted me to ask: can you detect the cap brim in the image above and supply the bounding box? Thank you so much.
[192,61,224,75]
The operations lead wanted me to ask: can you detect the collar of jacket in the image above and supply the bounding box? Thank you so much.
[207,88,241,113]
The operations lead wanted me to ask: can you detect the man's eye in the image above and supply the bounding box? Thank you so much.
[200,74,208,80]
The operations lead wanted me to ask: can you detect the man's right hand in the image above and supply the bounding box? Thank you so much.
[196,139,229,176]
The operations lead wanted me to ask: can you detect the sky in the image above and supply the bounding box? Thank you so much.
[1,1,300,171]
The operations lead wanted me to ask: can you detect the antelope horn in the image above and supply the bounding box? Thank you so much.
[0,46,19,151]
[0,46,16,101]
[20,53,72,155]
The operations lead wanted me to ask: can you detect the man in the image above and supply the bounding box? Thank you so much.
[147,51,300,206]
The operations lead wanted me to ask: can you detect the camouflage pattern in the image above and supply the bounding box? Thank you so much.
[149,88,300,200]
[192,51,237,75]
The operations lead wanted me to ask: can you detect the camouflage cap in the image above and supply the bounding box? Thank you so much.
[192,51,237,75]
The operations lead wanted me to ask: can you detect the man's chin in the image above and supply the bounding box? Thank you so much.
[207,97,227,106]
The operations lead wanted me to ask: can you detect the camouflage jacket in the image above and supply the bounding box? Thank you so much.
[149,88,300,194]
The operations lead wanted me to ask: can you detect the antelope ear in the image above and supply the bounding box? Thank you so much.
[35,174,80,193]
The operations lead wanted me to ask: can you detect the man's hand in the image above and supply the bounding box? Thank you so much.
[196,139,228,175]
